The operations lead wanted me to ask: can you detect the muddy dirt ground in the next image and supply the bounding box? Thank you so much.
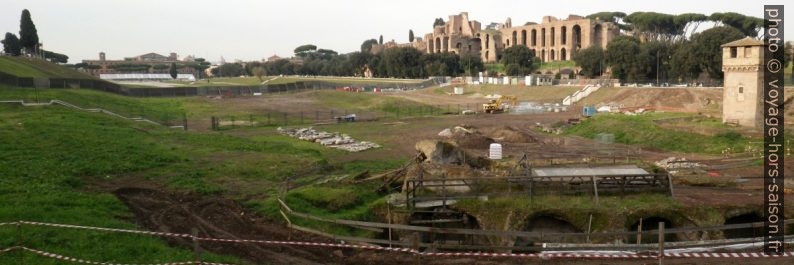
[111,186,793,265]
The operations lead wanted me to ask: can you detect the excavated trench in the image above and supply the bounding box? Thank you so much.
[513,215,582,251]
[628,216,676,244]
[724,212,764,239]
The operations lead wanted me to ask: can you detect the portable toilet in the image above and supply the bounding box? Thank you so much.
[489,143,503,160]
[582,106,596,117]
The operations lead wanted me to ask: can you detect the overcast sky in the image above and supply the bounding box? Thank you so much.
[0,0,789,63]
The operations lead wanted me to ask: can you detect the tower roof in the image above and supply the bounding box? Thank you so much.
[721,37,763,47]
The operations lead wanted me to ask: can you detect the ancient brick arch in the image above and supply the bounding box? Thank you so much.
[521,30,527,46]
[561,26,567,45]
[550,27,555,46]
[560,47,567,60]
[572,25,582,50]
[594,24,603,48]
[512,31,517,47]
[531,29,537,46]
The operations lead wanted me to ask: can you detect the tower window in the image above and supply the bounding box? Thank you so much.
[730,47,737,58]
[738,86,743,93]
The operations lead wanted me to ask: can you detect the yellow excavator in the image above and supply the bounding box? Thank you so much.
[482,95,518,114]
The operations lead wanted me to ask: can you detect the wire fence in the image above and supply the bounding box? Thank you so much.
[2,219,793,265]
[209,103,488,130]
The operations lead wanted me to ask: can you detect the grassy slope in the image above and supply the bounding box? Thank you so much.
[564,112,759,154]
[0,105,247,264]
[485,61,577,75]
[0,85,190,122]
[454,194,698,236]
[0,86,407,261]
[309,90,440,114]
[0,56,95,79]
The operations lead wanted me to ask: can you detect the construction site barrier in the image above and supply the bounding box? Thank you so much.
[0,246,229,265]
[1,220,793,264]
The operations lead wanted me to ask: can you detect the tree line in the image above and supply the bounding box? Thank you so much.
[2,9,69,63]
[212,41,485,79]
[573,26,785,83]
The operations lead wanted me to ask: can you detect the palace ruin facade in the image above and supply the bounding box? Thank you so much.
[419,12,620,63]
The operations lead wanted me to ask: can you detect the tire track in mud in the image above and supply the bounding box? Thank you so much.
[113,187,488,265]
[115,187,344,264]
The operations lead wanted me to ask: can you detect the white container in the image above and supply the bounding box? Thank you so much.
[453,87,464,95]
[489,143,503,160]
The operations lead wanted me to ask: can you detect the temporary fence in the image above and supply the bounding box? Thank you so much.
[276,199,794,254]
[208,102,490,130]
[0,99,186,130]
[1,220,793,265]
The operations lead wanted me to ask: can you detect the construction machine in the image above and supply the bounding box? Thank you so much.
[482,95,518,114]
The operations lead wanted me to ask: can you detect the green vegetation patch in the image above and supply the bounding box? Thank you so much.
[0,56,95,79]
[309,90,440,115]
[564,113,758,154]
[0,105,245,264]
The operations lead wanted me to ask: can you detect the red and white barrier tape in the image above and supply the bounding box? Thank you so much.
[0,221,18,226]
[0,246,20,254]
[4,220,794,260]
[665,252,793,258]
[0,246,230,265]
[19,221,192,239]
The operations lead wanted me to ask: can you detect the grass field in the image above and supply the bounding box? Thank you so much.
[0,85,410,263]
[434,84,580,103]
[484,61,577,75]
[564,112,761,154]
[163,76,426,87]
[0,56,95,79]
[535,60,576,70]
[0,104,249,264]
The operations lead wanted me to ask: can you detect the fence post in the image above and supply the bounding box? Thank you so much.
[592,176,599,206]
[636,218,643,245]
[191,228,201,264]
[17,222,23,265]
[586,214,593,243]
[658,222,665,265]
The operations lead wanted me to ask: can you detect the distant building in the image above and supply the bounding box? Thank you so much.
[81,52,198,76]
[367,12,620,63]
[422,12,620,63]
[267,55,283,62]
[721,37,764,128]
